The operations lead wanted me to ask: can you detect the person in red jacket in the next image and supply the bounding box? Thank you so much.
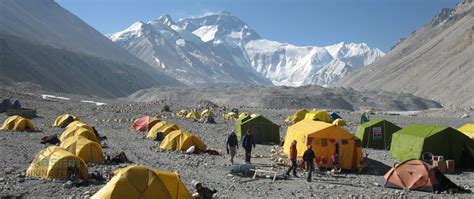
[285,140,298,177]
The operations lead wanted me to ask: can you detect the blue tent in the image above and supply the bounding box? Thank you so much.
[328,111,341,121]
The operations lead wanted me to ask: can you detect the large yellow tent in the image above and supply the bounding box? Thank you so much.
[147,121,179,140]
[458,124,474,140]
[285,109,308,123]
[304,110,333,123]
[0,115,37,132]
[155,170,192,199]
[67,121,93,132]
[160,130,207,152]
[91,165,192,199]
[26,146,88,180]
[283,120,362,170]
[60,126,99,143]
[52,114,80,128]
[185,111,200,120]
[60,136,104,164]
[176,110,188,118]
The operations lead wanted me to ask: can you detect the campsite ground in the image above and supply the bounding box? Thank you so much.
[0,87,473,198]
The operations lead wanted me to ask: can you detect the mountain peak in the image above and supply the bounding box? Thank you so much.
[157,14,175,26]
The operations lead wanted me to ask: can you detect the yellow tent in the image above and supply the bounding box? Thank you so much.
[224,112,238,120]
[458,124,474,139]
[0,115,37,132]
[238,112,249,119]
[147,121,179,140]
[176,110,188,118]
[60,126,99,143]
[304,110,333,123]
[333,119,347,126]
[285,109,308,123]
[155,170,193,199]
[160,130,207,152]
[201,109,214,117]
[283,120,362,170]
[26,146,88,180]
[52,114,80,128]
[185,111,200,120]
[91,165,192,199]
[60,136,104,164]
[67,121,93,132]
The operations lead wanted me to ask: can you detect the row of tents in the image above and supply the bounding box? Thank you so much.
[26,115,104,180]
[130,115,207,152]
[175,109,214,120]
[7,114,194,198]
[355,118,474,168]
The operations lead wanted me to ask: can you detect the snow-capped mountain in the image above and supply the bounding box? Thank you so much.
[109,14,270,86]
[109,11,384,87]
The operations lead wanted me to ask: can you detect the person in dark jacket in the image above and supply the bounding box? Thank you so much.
[242,129,256,164]
[303,145,316,182]
[286,140,298,177]
[192,180,217,199]
[226,131,239,164]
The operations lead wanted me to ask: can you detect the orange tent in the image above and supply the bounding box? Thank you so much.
[384,159,463,192]
[130,116,160,131]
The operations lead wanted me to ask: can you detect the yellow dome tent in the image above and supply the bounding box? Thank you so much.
[52,114,80,128]
[60,136,104,164]
[185,111,200,120]
[176,110,188,118]
[0,115,38,132]
[283,120,362,170]
[333,119,347,126]
[155,170,192,199]
[238,112,249,119]
[458,124,474,140]
[160,130,207,152]
[26,146,88,180]
[60,126,99,143]
[224,112,238,120]
[304,110,333,123]
[285,109,308,123]
[201,109,214,117]
[147,121,179,140]
[91,165,192,199]
[67,121,93,132]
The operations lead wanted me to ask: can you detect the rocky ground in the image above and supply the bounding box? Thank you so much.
[0,86,473,198]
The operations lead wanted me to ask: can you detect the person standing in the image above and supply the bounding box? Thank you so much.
[242,129,256,164]
[286,140,298,177]
[303,145,316,182]
[226,131,239,164]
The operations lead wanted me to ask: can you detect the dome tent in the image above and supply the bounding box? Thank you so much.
[52,114,80,128]
[26,146,88,180]
[60,136,104,164]
[91,165,192,199]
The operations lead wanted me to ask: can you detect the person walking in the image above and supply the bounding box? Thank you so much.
[286,140,298,177]
[242,129,256,164]
[303,145,316,182]
[226,131,239,164]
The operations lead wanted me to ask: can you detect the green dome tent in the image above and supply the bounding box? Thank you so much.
[390,124,474,168]
[356,119,401,150]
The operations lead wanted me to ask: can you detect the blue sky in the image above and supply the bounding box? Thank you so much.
[56,0,458,52]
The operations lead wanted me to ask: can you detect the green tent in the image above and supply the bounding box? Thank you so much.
[390,124,474,168]
[235,114,280,145]
[356,119,401,150]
